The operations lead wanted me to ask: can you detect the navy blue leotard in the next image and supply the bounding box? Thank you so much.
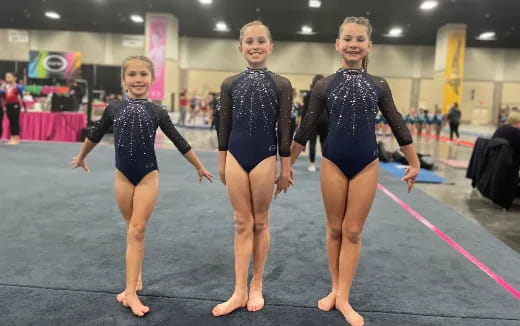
[294,69,412,178]
[218,68,292,172]
[87,98,191,185]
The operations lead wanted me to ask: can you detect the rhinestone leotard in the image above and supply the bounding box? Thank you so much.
[294,69,412,178]
[87,98,191,185]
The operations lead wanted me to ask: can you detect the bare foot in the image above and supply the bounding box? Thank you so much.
[317,290,336,311]
[121,293,150,317]
[335,301,364,326]
[212,293,248,316]
[247,280,264,312]
[116,279,143,303]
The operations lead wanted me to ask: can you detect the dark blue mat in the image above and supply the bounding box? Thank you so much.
[379,162,445,183]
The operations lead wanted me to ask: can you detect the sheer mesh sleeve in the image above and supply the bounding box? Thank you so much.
[273,74,293,157]
[156,106,192,155]
[293,76,331,146]
[374,76,413,146]
[86,102,116,143]
[217,75,236,151]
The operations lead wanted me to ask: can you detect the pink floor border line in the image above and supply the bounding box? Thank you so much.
[377,183,520,300]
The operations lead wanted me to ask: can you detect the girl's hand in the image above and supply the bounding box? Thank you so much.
[219,167,226,185]
[274,172,293,199]
[401,166,419,193]
[198,167,213,183]
[71,156,89,172]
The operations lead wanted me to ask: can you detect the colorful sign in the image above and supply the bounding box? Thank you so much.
[148,16,167,100]
[28,51,81,80]
[443,31,466,112]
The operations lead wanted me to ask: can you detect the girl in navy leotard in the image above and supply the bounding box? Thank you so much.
[290,17,420,326]
[71,56,213,317]
[214,21,293,317]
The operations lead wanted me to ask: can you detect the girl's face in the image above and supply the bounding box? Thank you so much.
[122,60,154,99]
[5,73,15,83]
[336,23,372,69]
[239,25,273,68]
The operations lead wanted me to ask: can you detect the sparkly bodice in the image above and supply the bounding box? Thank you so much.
[294,69,412,147]
[87,99,191,162]
[218,68,293,157]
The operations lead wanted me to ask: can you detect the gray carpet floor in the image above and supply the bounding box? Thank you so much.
[1,142,519,325]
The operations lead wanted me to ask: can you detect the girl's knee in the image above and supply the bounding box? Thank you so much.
[234,214,254,234]
[327,225,342,240]
[343,228,362,244]
[128,223,146,241]
[253,217,269,233]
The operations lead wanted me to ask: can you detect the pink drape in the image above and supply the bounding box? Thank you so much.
[1,111,87,142]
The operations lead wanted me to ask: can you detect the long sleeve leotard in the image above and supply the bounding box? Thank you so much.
[87,98,191,185]
[294,69,412,178]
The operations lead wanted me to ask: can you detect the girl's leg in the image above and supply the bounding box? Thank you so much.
[317,157,348,311]
[248,156,276,312]
[114,171,142,305]
[6,104,21,144]
[121,170,159,317]
[336,159,378,326]
[212,153,253,316]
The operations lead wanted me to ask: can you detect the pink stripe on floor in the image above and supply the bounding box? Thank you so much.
[410,132,475,147]
[377,183,520,300]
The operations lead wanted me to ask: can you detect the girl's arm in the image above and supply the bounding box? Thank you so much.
[72,103,115,172]
[274,76,294,198]
[217,77,234,185]
[377,78,419,192]
[183,150,213,183]
[156,108,212,183]
[71,139,97,171]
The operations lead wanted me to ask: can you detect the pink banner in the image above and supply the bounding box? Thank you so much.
[148,16,167,101]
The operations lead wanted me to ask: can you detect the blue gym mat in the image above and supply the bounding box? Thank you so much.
[379,162,446,183]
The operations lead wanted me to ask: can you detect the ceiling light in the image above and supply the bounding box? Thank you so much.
[45,11,61,20]
[215,21,230,32]
[309,0,321,8]
[387,27,403,37]
[199,0,212,4]
[477,31,496,40]
[298,25,316,35]
[420,1,438,10]
[130,15,144,23]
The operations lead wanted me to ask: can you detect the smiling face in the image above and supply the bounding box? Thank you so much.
[239,24,273,68]
[336,23,372,69]
[121,59,154,99]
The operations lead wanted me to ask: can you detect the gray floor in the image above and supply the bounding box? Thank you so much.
[0,140,519,325]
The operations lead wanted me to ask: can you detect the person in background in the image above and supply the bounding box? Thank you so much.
[447,102,461,142]
[492,111,520,155]
[0,72,25,145]
[69,81,84,112]
[177,89,188,126]
[301,74,327,172]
